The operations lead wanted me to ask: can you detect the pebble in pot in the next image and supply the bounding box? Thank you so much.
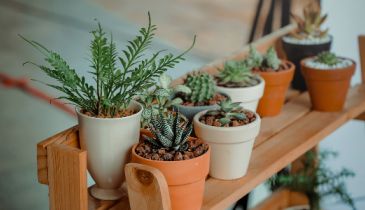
[282,2,332,91]
[194,99,261,180]
[215,61,265,111]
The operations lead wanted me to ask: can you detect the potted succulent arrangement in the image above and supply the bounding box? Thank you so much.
[215,60,264,111]
[173,72,227,121]
[246,46,295,117]
[131,112,210,210]
[21,13,195,200]
[301,51,355,112]
[194,99,261,180]
[269,150,357,210]
[282,2,332,91]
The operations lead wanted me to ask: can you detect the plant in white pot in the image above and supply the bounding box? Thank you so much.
[215,60,264,111]
[268,150,357,210]
[173,72,227,121]
[194,99,261,180]
[21,13,195,200]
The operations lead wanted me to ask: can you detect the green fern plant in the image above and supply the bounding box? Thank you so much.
[216,60,258,87]
[205,99,246,126]
[20,13,195,117]
[315,51,341,66]
[143,111,192,151]
[176,72,216,103]
[268,150,357,210]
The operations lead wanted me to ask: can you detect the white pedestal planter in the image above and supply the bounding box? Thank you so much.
[216,77,265,112]
[193,110,261,180]
[77,101,142,200]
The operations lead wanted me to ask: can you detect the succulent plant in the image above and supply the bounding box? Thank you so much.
[244,46,264,68]
[262,47,281,70]
[205,99,247,126]
[290,2,329,40]
[143,111,192,151]
[177,72,216,103]
[216,60,259,87]
[315,51,341,66]
[244,46,281,71]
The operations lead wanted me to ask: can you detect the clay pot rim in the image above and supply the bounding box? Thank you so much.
[301,56,356,71]
[253,59,295,75]
[76,100,143,121]
[131,140,210,164]
[216,75,265,89]
[282,34,333,46]
[193,109,261,131]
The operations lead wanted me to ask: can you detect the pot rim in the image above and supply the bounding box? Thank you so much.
[282,34,333,46]
[193,109,261,131]
[216,76,265,90]
[131,140,210,164]
[173,92,229,109]
[301,56,356,71]
[76,100,143,121]
[253,59,295,75]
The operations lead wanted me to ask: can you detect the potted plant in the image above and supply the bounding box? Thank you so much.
[21,13,195,200]
[301,51,355,112]
[173,72,227,121]
[246,46,295,117]
[215,60,265,111]
[194,99,261,180]
[131,112,210,210]
[282,2,332,91]
[269,150,357,210]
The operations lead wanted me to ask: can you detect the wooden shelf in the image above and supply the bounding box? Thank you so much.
[36,25,365,210]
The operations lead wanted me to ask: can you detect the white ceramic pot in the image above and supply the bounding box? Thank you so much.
[77,101,142,200]
[193,110,261,180]
[284,205,310,210]
[216,77,265,111]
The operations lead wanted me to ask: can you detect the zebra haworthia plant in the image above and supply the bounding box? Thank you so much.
[144,111,192,151]
[205,99,246,126]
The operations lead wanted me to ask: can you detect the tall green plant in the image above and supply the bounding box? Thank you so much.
[20,13,195,117]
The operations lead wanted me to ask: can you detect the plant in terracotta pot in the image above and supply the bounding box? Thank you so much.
[131,111,210,210]
[173,72,227,121]
[215,60,264,111]
[268,150,357,210]
[246,46,295,117]
[194,99,261,180]
[21,13,195,200]
[282,1,332,91]
[301,51,355,112]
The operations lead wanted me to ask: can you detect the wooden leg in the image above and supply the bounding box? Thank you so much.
[355,112,365,121]
[358,35,365,84]
[125,163,171,210]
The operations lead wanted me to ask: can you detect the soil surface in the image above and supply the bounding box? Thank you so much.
[199,110,256,127]
[82,109,136,118]
[178,93,227,106]
[252,61,292,72]
[216,75,261,88]
[135,138,209,161]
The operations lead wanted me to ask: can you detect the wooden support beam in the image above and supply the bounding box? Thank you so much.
[47,144,87,210]
[358,35,365,83]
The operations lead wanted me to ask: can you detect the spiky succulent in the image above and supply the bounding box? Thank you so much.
[177,72,216,103]
[290,2,329,40]
[315,51,341,66]
[244,46,281,71]
[216,60,258,87]
[143,111,192,151]
[205,99,247,126]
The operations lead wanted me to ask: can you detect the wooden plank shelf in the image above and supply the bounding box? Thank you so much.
[36,25,365,210]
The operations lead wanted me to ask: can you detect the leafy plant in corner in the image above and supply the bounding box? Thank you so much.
[268,150,357,210]
[290,2,329,40]
[315,51,341,66]
[20,13,195,118]
[205,99,246,126]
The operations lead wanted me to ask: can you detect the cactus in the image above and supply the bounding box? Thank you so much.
[178,72,216,103]
[205,99,246,126]
[143,111,192,151]
[315,51,341,66]
[290,2,329,40]
[216,60,259,87]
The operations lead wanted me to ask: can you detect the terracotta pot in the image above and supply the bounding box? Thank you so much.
[256,60,295,117]
[282,36,332,91]
[216,77,265,112]
[301,58,355,112]
[77,101,142,200]
[193,110,261,180]
[284,205,310,210]
[131,136,210,210]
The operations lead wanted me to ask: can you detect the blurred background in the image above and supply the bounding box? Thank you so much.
[0,0,364,209]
